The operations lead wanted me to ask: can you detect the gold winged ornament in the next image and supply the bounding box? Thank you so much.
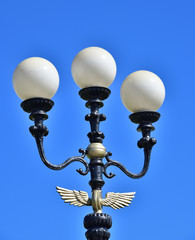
[56,186,135,213]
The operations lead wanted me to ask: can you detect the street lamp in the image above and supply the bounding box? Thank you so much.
[13,47,165,240]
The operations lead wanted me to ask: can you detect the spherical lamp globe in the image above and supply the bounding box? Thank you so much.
[120,70,165,113]
[71,47,117,88]
[13,57,59,100]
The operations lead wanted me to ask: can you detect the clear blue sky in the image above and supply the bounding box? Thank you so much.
[0,0,195,239]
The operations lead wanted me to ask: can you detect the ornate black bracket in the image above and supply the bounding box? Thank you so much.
[103,111,160,179]
[21,98,89,175]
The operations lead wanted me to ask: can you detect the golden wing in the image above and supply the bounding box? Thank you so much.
[56,186,91,207]
[101,192,136,210]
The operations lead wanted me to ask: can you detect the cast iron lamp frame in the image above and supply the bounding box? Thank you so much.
[21,86,160,240]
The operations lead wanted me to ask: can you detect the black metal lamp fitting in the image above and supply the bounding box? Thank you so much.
[13,48,165,240]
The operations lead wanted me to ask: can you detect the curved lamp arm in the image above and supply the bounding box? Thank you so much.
[103,139,155,179]
[35,136,89,175]
[20,98,89,175]
[103,111,160,179]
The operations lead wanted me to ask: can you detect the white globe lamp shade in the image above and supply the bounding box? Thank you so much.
[13,57,59,100]
[120,70,165,113]
[71,47,117,88]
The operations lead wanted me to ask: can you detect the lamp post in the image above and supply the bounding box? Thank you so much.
[13,47,165,240]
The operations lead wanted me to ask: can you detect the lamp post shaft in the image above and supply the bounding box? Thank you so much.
[79,87,112,239]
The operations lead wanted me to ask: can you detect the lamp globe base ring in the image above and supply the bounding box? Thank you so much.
[129,111,160,124]
[21,98,54,114]
[79,87,111,102]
